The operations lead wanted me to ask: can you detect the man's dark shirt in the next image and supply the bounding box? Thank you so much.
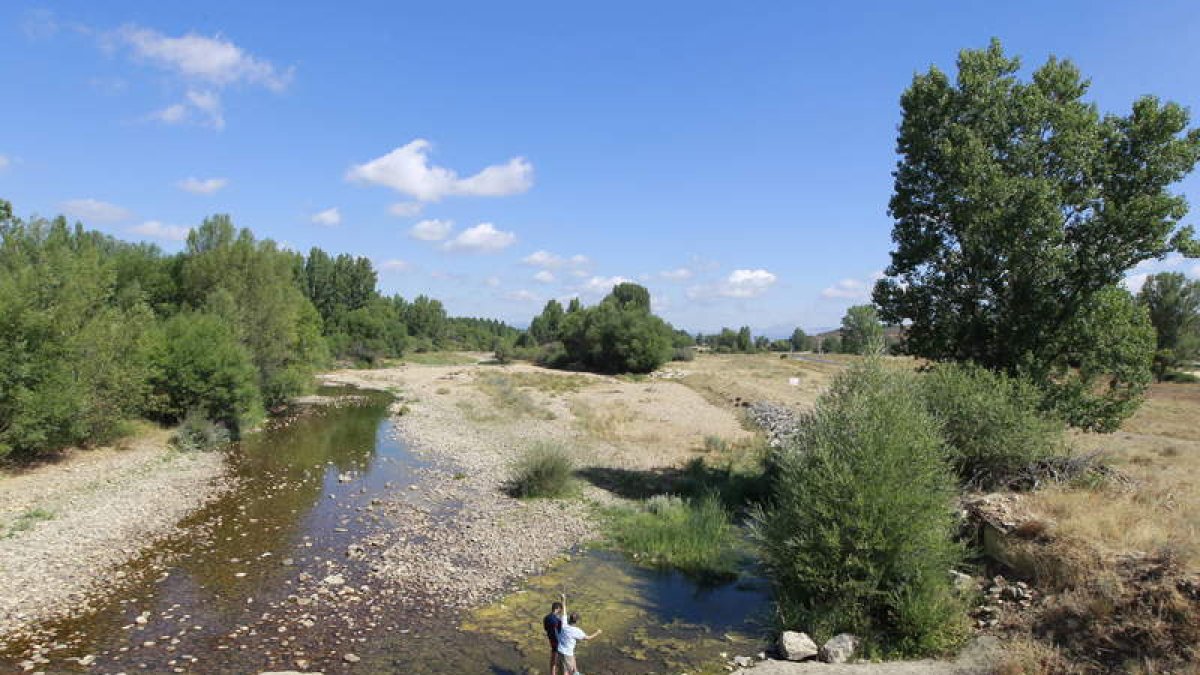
[543,612,562,645]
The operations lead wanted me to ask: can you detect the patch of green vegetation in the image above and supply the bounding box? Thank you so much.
[5,508,55,538]
[603,493,741,580]
[505,441,577,498]
[401,352,479,366]
[170,410,232,452]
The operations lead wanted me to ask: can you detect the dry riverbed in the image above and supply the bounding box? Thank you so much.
[324,360,754,611]
[0,430,233,643]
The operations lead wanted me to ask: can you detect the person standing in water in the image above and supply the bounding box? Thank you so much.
[543,595,565,675]
[556,593,601,675]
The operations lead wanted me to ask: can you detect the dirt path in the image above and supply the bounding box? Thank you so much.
[0,430,232,643]
[735,637,1000,675]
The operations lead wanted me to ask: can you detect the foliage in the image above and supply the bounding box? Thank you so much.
[528,299,566,344]
[170,409,232,451]
[181,216,327,406]
[1137,272,1200,380]
[874,40,1200,431]
[918,362,1064,487]
[790,328,815,351]
[557,284,676,373]
[840,305,884,355]
[753,358,967,655]
[0,207,157,459]
[603,493,740,579]
[147,312,263,433]
[1043,286,1156,432]
[820,335,841,353]
[698,326,759,353]
[505,441,576,498]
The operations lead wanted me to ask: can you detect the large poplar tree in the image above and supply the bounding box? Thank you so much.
[874,40,1200,430]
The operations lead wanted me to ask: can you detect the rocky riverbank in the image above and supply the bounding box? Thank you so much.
[0,430,233,644]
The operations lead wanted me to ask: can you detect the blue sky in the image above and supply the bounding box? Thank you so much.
[2,1,1200,333]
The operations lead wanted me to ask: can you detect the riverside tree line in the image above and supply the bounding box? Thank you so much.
[0,206,516,460]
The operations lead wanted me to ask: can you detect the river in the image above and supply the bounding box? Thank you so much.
[0,387,770,674]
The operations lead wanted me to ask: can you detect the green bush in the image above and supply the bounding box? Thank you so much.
[672,346,695,362]
[753,358,967,656]
[604,493,739,579]
[148,312,263,434]
[557,283,675,374]
[918,362,1065,488]
[170,409,232,451]
[505,442,576,498]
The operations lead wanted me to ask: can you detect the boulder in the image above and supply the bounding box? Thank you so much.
[778,631,818,661]
[820,633,860,663]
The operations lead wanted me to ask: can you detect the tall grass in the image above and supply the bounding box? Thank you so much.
[477,374,555,420]
[753,357,967,656]
[604,493,740,579]
[505,441,576,498]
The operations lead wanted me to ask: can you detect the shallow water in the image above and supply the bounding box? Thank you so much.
[0,388,770,673]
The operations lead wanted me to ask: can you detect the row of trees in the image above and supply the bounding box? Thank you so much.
[0,202,518,460]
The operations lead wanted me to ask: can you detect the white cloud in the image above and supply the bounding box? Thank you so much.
[177,176,228,194]
[388,201,424,218]
[659,267,693,282]
[580,275,632,296]
[129,220,189,242]
[522,250,592,273]
[721,269,777,298]
[503,289,540,303]
[0,155,9,171]
[107,25,289,130]
[311,207,341,227]
[409,219,454,241]
[346,139,533,202]
[687,268,779,301]
[820,278,870,300]
[151,102,188,124]
[442,222,516,253]
[1122,273,1149,293]
[485,276,502,288]
[112,25,293,91]
[533,270,556,284]
[60,198,133,223]
[379,259,410,273]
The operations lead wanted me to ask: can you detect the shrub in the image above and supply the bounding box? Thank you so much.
[557,284,676,374]
[672,346,696,362]
[170,409,232,451]
[753,358,967,656]
[148,312,263,434]
[918,362,1065,488]
[604,493,739,579]
[505,442,576,498]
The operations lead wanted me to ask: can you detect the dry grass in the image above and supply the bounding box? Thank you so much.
[500,371,593,395]
[474,373,556,420]
[569,399,638,442]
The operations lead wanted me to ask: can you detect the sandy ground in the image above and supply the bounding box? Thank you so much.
[735,637,1000,674]
[322,360,752,609]
[0,430,232,641]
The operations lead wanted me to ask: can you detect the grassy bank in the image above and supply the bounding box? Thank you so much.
[601,493,743,580]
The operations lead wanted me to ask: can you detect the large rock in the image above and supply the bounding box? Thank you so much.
[778,631,819,661]
[820,633,860,663]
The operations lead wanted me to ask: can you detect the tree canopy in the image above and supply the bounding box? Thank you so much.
[874,40,1200,430]
[839,305,884,355]
[1137,272,1200,379]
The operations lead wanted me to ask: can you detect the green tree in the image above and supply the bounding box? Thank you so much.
[528,299,565,344]
[737,326,753,353]
[147,312,263,433]
[790,328,811,352]
[608,282,651,312]
[558,284,675,373]
[1137,272,1200,379]
[180,215,327,406]
[874,40,1200,430]
[0,207,158,458]
[840,305,884,355]
[821,335,841,354]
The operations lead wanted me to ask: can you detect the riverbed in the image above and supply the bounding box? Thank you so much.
[0,387,770,673]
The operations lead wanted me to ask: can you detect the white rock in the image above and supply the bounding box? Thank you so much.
[778,631,818,661]
[820,633,860,664]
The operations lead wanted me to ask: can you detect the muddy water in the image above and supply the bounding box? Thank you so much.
[0,388,770,674]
